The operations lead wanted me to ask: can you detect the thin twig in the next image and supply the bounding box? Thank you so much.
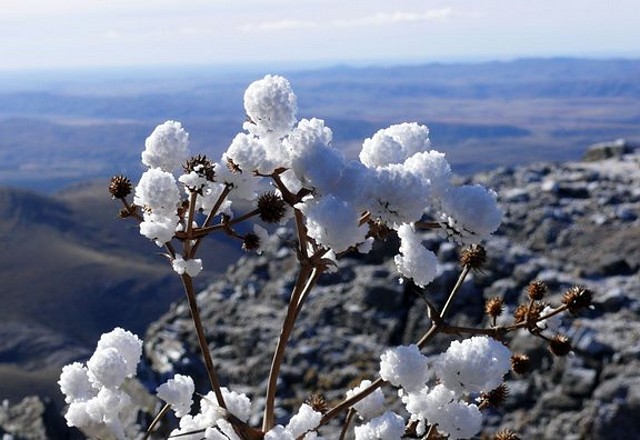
[440,265,470,319]
[339,408,356,440]
[144,403,171,440]
[180,274,226,410]
[190,184,231,257]
[262,263,314,431]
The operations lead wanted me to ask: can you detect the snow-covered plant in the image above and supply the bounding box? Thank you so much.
[61,74,595,439]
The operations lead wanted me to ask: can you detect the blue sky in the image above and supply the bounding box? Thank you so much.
[1,0,639,70]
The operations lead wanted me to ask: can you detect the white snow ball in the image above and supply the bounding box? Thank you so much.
[264,425,295,440]
[139,213,178,245]
[157,374,194,418]
[142,120,190,172]
[87,347,129,389]
[221,387,252,423]
[296,195,368,253]
[379,344,430,392]
[205,427,229,440]
[134,168,181,215]
[172,256,203,277]
[360,122,431,168]
[394,223,438,288]
[85,388,131,422]
[286,403,322,438]
[439,184,502,244]
[59,363,94,404]
[95,328,142,378]
[286,118,345,194]
[224,133,275,174]
[243,75,297,139]
[365,165,429,224]
[353,411,405,440]
[64,401,92,428]
[436,336,512,394]
[345,379,385,420]
[402,150,452,198]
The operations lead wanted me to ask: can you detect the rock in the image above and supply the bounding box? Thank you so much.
[582,139,637,162]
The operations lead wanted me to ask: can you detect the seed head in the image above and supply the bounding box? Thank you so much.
[510,354,531,375]
[562,286,593,315]
[242,233,260,252]
[485,297,504,319]
[109,175,132,199]
[482,384,509,408]
[494,429,521,440]
[513,304,528,323]
[305,393,328,414]
[527,280,548,301]
[459,244,487,270]
[184,155,215,181]
[257,191,287,223]
[549,334,572,356]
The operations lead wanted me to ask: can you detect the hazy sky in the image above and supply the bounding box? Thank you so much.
[1,0,639,70]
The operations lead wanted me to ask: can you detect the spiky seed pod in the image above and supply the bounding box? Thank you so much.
[305,393,328,414]
[562,286,594,315]
[494,429,521,440]
[226,157,242,174]
[257,191,287,223]
[109,175,132,199]
[513,304,528,323]
[527,280,548,301]
[118,205,137,219]
[510,354,531,375]
[482,384,509,408]
[485,297,504,319]
[549,334,572,356]
[242,233,260,252]
[184,154,215,182]
[459,244,487,270]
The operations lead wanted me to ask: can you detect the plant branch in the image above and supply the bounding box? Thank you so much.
[180,274,226,410]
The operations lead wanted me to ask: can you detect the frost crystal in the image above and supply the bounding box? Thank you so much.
[172,256,203,277]
[142,120,190,172]
[286,403,322,438]
[439,184,502,244]
[156,374,195,418]
[134,168,181,215]
[86,347,129,389]
[436,336,512,394]
[297,195,367,253]
[243,74,297,139]
[360,122,431,168]
[353,411,405,440]
[379,344,430,392]
[95,327,142,378]
[394,224,438,287]
[221,387,252,422]
[346,380,385,420]
[59,363,93,404]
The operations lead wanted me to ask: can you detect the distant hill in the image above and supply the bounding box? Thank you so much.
[1,57,638,191]
[0,182,244,401]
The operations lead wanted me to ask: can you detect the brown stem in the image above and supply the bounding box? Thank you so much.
[180,274,226,410]
[339,408,356,440]
[184,191,198,258]
[262,264,314,431]
[320,378,385,426]
[440,265,470,319]
[190,184,231,257]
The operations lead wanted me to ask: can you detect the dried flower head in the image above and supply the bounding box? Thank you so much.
[242,233,260,252]
[513,304,528,323]
[494,429,521,440]
[485,297,504,319]
[562,286,594,315]
[459,244,487,270]
[305,393,328,414]
[527,280,548,301]
[257,191,287,223]
[510,354,531,375]
[481,383,509,407]
[109,175,132,199]
[183,154,215,181]
[549,334,572,356]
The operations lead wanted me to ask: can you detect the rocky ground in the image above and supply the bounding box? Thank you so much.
[3,141,639,439]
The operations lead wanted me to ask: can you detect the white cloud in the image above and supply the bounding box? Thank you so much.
[239,19,317,32]
[239,8,453,33]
